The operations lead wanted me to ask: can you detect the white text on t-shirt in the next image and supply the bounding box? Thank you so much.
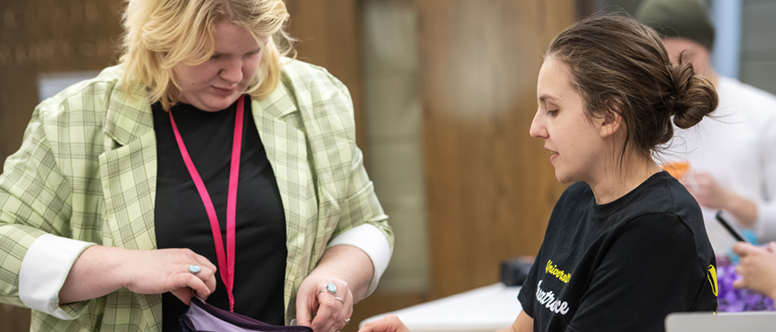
[535,280,571,315]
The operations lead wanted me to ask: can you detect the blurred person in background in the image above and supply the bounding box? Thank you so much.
[637,0,776,254]
[0,0,393,331]
[360,14,718,332]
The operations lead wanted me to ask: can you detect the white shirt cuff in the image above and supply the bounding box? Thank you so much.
[755,203,776,242]
[19,234,93,320]
[327,224,392,296]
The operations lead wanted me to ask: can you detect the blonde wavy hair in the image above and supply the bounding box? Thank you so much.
[119,0,295,110]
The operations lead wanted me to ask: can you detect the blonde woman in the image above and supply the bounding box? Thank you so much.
[0,1,393,331]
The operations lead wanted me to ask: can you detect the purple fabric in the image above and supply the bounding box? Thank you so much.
[180,298,312,332]
[716,259,775,312]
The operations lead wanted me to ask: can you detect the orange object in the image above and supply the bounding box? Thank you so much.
[663,161,690,179]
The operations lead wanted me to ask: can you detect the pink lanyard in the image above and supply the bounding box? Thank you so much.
[169,95,245,312]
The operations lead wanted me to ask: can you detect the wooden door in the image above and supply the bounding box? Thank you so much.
[417,0,574,298]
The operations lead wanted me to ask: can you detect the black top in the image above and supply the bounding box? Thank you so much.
[153,97,287,331]
[518,171,718,332]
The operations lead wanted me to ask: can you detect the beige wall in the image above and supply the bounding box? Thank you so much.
[363,0,429,293]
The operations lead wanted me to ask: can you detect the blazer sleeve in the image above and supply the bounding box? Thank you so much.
[315,68,394,296]
[326,144,393,296]
[0,104,95,319]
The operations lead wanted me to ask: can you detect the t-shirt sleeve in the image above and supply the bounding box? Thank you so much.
[567,213,707,332]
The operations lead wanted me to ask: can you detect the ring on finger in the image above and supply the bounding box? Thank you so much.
[344,318,351,326]
[320,282,337,295]
[333,296,344,304]
[188,264,201,274]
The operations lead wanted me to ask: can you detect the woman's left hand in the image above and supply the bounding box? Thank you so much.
[295,275,354,332]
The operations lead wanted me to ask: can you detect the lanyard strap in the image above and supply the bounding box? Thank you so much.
[169,96,245,312]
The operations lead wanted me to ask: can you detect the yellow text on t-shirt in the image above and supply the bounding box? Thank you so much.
[545,259,571,283]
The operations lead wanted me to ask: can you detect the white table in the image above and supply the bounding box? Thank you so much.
[360,283,523,332]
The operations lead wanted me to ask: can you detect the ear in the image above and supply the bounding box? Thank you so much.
[598,101,623,138]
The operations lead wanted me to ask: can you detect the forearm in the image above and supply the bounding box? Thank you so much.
[59,246,129,304]
[327,224,392,297]
[724,193,758,228]
[312,245,373,303]
[498,310,532,332]
[60,245,218,305]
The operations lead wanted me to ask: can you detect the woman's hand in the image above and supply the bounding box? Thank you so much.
[60,246,218,305]
[121,248,218,305]
[732,242,776,299]
[295,275,353,332]
[358,315,410,332]
[295,245,374,332]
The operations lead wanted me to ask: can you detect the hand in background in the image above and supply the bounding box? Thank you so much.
[681,172,731,209]
[681,172,758,227]
[732,242,776,299]
[295,275,353,332]
[358,315,410,332]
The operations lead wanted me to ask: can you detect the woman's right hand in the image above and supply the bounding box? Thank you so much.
[732,242,776,299]
[60,246,218,305]
[358,315,410,332]
[121,248,218,305]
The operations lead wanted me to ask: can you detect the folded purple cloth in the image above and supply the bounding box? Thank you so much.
[180,297,313,332]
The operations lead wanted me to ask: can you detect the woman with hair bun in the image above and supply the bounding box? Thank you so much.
[360,14,717,332]
[0,0,393,331]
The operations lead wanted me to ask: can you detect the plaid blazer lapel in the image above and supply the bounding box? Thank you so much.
[251,86,318,318]
[100,90,157,251]
[98,90,162,328]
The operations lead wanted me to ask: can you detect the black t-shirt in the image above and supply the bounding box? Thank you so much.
[153,97,287,331]
[518,171,718,332]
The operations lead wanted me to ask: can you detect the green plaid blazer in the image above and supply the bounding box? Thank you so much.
[0,59,393,331]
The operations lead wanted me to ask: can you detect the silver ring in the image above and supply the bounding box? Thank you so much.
[334,296,344,304]
[344,318,351,326]
[188,264,201,274]
[320,282,337,295]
